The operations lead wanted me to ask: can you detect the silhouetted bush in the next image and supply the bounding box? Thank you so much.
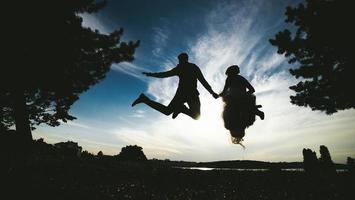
[81,150,95,160]
[54,141,82,158]
[319,145,335,174]
[117,145,147,161]
[303,148,318,173]
[348,157,355,174]
[303,145,336,175]
[97,151,104,157]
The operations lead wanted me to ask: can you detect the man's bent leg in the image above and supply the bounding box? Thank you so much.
[132,94,173,115]
[182,96,201,120]
[170,95,189,119]
[144,97,174,116]
[172,104,188,119]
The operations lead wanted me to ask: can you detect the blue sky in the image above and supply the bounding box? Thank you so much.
[33,0,355,163]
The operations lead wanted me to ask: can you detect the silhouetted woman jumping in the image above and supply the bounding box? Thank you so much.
[219,65,264,147]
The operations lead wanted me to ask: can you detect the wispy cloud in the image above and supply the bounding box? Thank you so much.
[65,120,92,129]
[113,127,194,159]
[152,27,169,57]
[259,52,286,71]
[111,62,150,82]
[58,119,92,130]
[130,109,146,118]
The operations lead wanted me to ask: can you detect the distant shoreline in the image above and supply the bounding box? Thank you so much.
[175,166,349,172]
[149,159,348,170]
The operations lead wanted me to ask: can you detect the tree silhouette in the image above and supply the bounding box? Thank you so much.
[117,145,147,161]
[302,146,336,175]
[1,1,139,140]
[0,95,13,131]
[319,145,335,174]
[302,148,318,173]
[270,0,355,114]
[0,108,12,131]
[347,157,355,174]
[97,151,104,157]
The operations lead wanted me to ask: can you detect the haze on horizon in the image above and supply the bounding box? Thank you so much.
[33,0,355,163]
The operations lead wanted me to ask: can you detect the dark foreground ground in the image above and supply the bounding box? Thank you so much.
[2,155,354,200]
[0,132,353,200]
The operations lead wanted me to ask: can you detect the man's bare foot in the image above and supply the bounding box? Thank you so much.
[132,93,147,107]
[172,110,180,119]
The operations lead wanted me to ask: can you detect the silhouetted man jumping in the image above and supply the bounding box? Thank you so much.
[132,53,218,119]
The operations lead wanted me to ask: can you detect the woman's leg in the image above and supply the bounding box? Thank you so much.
[255,107,264,120]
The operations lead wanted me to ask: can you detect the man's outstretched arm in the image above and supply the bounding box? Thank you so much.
[196,68,219,98]
[143,68,177,78]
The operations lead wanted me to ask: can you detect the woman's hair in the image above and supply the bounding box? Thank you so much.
[225,65,240,76]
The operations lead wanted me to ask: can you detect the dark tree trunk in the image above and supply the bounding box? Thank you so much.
[13,90,32,141]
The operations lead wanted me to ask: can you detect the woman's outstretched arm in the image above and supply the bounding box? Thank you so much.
[243,77,255,94]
